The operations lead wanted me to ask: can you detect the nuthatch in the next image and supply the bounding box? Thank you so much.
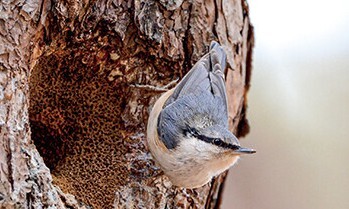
[147,41,255,188]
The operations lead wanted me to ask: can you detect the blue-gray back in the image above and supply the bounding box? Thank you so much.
[157,41,228,149]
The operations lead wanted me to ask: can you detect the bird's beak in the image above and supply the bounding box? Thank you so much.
[233,146,256,154]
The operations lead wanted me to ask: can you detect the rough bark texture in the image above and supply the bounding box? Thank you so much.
[0,0,254,208]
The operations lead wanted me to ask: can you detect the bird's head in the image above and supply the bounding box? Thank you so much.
[181,124,255,159]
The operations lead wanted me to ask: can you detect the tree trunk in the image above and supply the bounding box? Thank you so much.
[0,0,254,208]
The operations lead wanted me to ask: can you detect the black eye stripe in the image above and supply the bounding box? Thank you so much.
[184,127,239,150]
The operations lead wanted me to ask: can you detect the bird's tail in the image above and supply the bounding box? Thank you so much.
[209,41,227,74]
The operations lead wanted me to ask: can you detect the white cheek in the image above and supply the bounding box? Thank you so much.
[176,137,219,161]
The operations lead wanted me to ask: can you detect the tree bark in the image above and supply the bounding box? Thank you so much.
[0,0,254,208]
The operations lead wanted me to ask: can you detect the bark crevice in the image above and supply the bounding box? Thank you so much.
[0,0,254,208]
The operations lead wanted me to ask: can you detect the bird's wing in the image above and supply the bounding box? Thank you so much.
[164,41,228,112]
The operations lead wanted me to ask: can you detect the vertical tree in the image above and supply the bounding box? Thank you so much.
[0,0,253,208]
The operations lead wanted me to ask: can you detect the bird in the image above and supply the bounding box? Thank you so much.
[147,41,255,188]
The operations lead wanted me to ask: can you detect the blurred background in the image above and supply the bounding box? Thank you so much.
[222,0,349,209]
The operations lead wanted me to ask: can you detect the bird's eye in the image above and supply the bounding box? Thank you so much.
[213,138,222,146]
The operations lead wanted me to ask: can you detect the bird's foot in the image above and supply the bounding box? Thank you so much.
[130,78,179,92]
